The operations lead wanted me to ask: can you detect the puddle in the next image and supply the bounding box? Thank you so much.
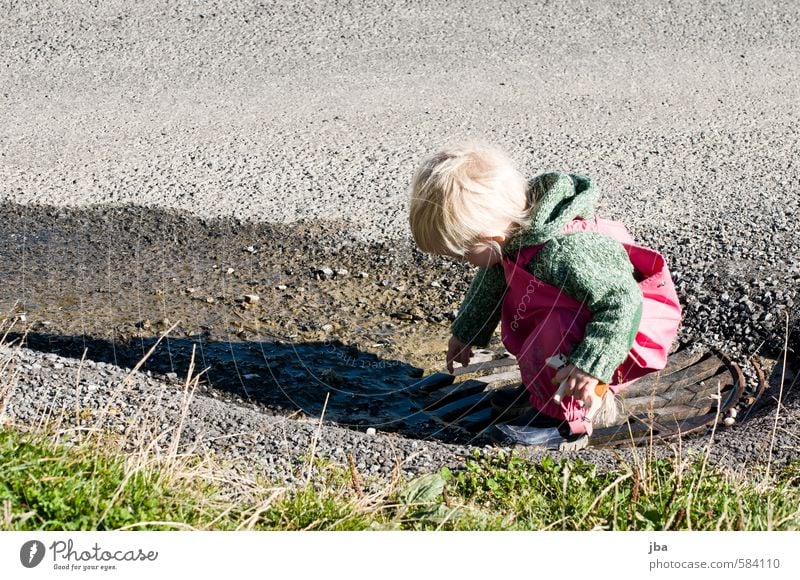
[0,201,469,371]
[0,202,479,440]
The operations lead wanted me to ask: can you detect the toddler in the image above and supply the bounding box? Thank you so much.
[408,143,681,437]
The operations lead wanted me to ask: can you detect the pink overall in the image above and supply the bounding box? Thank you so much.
[500,217,682,434]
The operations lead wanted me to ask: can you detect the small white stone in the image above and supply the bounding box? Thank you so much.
[226,267,235,275]
[244,294,260,304]
[366,427,377,436]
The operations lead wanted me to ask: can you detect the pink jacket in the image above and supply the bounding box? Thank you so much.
[499,217,682,432]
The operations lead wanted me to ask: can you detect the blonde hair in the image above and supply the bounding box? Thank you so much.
[408,143,531,257]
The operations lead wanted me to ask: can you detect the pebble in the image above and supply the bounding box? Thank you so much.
[244,294,260,304]
[314,266,335,280]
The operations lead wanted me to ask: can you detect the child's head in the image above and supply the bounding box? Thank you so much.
[408,143,530,262]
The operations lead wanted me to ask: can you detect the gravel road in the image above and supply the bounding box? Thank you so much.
[1,1,798,482]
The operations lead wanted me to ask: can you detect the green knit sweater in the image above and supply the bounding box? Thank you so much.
[450,172,643,383]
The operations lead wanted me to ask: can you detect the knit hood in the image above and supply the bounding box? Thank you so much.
[503,172,600,253]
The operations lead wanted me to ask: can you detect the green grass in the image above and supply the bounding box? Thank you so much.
[1,428,798,531]
[442,451,800,530]
[0,429,224,530]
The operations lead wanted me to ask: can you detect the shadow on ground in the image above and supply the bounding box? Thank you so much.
[15,331,468,440]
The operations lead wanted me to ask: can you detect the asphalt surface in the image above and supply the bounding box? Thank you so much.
[2,0,798,238]
[1,1,799,481]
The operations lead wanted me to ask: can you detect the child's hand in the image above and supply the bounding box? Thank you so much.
[446,335,473,373]
[552,363,599,408]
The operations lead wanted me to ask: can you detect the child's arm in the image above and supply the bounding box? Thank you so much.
[446,336,473,373]
[450,263,507,348]
[532,231,643,384]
